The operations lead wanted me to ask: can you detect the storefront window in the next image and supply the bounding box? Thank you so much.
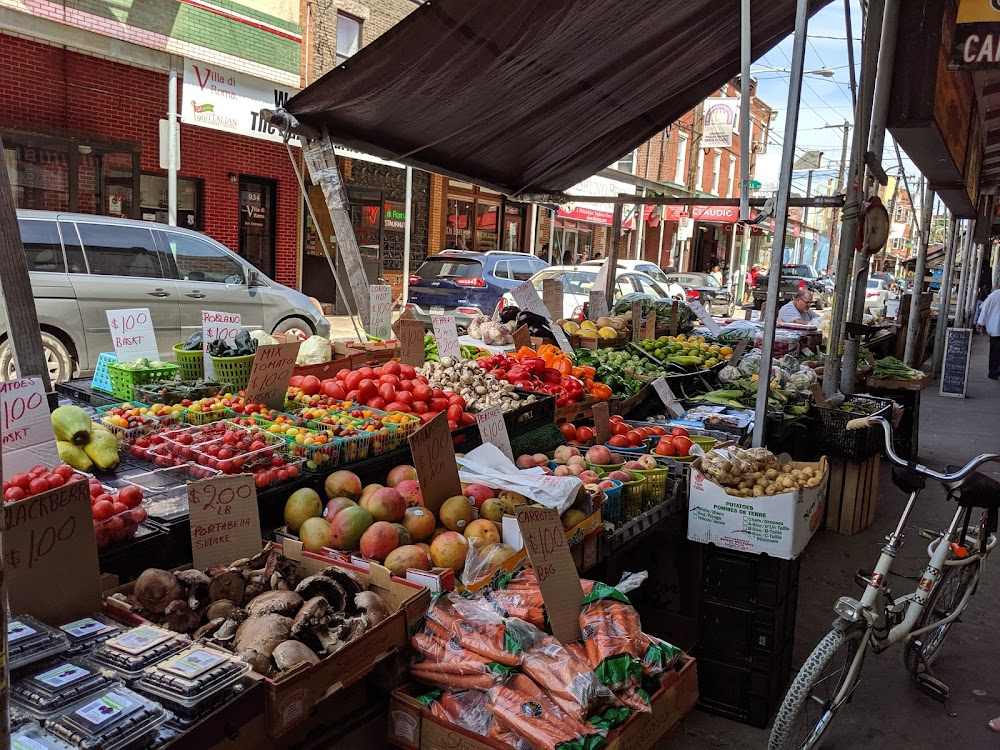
[4,142,69,212]
[139,173,203,229]
[445,198,474,250]
[444,181,527,253]
[553,220,594,265]
[475,202,499,252]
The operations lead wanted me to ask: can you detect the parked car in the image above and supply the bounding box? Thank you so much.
[869,271,898,292]
[865,278,890,311]
[580,259,678,288]
[664,271,734,316]
[752,263,828,310]
[496,266,681,320]
[4,210,331,383]
[406,251,548,333]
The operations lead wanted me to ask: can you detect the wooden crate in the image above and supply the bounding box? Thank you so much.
[824,454,880,535]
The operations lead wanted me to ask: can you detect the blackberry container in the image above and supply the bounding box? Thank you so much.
[91,625,190,682]
[13,656,118,720]
[12,725,77,750]
[9,616,70,672]
[42,686,169,750]
[59,616,124,656]
[136,646,250,722]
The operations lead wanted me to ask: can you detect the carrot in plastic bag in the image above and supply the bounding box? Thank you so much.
[488,674,605,750]
[410,663,496,691]
[487,587,548,629]
[426,689,493,736]
[637,633,683,678]
[443,593,533,667]
[520,633,617,722]
[412,620,497,675]
[489,719,533,750]
[579,584,644,690]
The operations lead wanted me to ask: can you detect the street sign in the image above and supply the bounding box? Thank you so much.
[749,180,762,190]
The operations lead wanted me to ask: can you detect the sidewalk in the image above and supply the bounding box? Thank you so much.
[665,334,1000,749]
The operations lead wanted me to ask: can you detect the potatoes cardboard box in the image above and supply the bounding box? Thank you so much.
[104,540,430,737]
[687,458,828,559]
[387,657,698,750]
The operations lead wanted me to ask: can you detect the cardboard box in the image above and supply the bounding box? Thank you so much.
[387,657,698,750]
[686,459,828,559]
[166,675,265,750]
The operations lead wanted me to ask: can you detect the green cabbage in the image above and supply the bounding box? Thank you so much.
[296,335,332,365]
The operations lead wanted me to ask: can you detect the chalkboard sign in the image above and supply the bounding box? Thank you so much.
[940,327,972,398]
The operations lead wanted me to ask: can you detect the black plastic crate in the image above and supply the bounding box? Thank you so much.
[702,545,800,609]
[814,394,893,461]
[697,640,794,728]
[699,584,798,667]
[505,391,555,437]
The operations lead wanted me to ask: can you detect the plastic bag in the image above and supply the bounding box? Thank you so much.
[577,584,645,691]
[461,542,518,587]
[487,674,604,750]
[422,689,494,737]
[520,630,619,723]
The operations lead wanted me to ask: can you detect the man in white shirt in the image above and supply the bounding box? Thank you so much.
[975,283,1000,380]
[778,291,821,325]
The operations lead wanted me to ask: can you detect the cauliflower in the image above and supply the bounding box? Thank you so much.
[248,330,279,347]
[296,335,332,366]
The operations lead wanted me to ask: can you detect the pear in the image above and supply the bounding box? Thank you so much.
[51,405,92,446]
[57,440,93,472]
[83,430,120,472]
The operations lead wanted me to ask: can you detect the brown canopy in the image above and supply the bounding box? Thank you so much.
[285,0,832,197]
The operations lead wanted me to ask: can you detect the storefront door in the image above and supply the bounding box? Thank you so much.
[238,176,276,279]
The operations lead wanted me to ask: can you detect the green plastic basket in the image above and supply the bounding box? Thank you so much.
[172,344,205,380]
[629,465,670,508]
[209,353,256,390]
[107,363,181,401]
[621,471,647,520]
[586,461,624,474]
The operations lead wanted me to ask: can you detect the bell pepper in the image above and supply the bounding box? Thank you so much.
[512,379,536,391]
[540,367,562,383]
[505,365,530,382]
[590,382,613,401]
[521,357,546,377]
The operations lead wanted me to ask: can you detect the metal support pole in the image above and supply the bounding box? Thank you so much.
[739,0,751,223]
[904,183,934,366]
[528,204,538,255]
[168,64,179,227]
[736,222,751,305]
[826,122,849,270]
[798,169,814,264]
[549,209,557,265]
[402,166,413,306]
[932,218,959,375]
[656,218,665,269]
[634,189,646,261]
[753,0,810,448]
[968,241,984,323]
[955,222,972,328]
[605,203,624,304]
[727,226,739,301]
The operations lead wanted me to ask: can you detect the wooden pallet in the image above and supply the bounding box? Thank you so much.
[824,454,880,535]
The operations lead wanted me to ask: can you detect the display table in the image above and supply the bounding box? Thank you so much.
[864,372,932,459]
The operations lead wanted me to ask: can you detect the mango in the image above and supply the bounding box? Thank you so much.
[57,440,92,472]
[83,430,120,471]
[51,405,92,446]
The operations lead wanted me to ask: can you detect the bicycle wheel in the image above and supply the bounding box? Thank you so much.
[903,560,980,674]
[769,628,866,750]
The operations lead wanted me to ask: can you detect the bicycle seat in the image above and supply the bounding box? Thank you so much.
[945,465,1000,509]
[892,465,926,494]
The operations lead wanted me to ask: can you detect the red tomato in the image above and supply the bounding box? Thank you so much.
[29,477,50,496]
[289,375,303,388]
[670,427,690,438]
[559,423,578,440]
[378,374,400,387]
[382,361,401,376]
[399,364,417,380]
[346,390,360,402]
[377,383,396,403]
[576,426,595,443]
[432,388,447,400]
[366,397,387,410]
[112,501,128,516]
[372,366,383,378]
[300,376,322,396]
[672,436,693,456]
[358,379,378,402]
[336,369,352,381]
[92,500,114,520]
[625,430,644,447]
[448,394,467,409]
[611,422,630,436]
[344,371,363,391]
[53,464,76,480]
[119,485,143,509]
[411,400,428,414]
[609,415,624,424]
[412,384,433,402]
[358,367,375,380]
[419,412,437,424]
[460,412,476,426]
[448,420,459,431]
[654,438,676,456]
[394,390,414,406]
[321,380,346,400]
[430,397,450,412]
[446,404,464,423]
[649,426,667,436]
[385,402,412,413]
[608,435,629,448]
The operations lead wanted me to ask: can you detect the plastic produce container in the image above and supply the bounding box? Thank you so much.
[136,646,250,722]
[91,626,190,682]
[12,725,78,750]
[12,656,119,719]
[9,616,70,672]
[43,685,169,750]
[59,616,124,656]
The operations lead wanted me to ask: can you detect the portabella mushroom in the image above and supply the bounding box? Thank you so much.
[193,617,227,640]
[205,599,238,621]
[246,590,303,617]
[354,591,391,628]
[290,597,346,656]
[320,567,366,598]
[234,613,292,676]
[134,569,184,614]
[175,569,212,611]
[163,600,202,633]
[295,574,347,611]
[273,639,320,672]
[208,568,246,604]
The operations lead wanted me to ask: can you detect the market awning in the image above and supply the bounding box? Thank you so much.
[284,0,832,198]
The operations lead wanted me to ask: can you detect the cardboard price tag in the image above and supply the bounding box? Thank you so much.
[515,506,583,643]
[432,316,461,360]
[592,401,611,445]
[476,406,513,461]
[202,311,241,380]
[106,308,158,361]
[393,318,426,367]
[669,301,679,336]
[4,479,102,624]
[809,383,829,407]
[644,311,657,341]
[244,341,301,410]
[511,280,548,317]
[369,284,393,340]
[588,290,609,320]
[631,300,643,343]
[542,279,564,321]
[688,299,722,336]
[408,412,462,515]
[729,340,748,366]
[552,325,575,355]
[187,474,262,569]
[652,377,686,418]
[512,325,530,351]
[1,378,60,481]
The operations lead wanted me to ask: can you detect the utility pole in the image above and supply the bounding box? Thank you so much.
[823,121,850,271]
[684,102,705,273]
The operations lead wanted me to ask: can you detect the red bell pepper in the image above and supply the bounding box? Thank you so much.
[505,365,530,383]
[541,367,562,383]
[521,357,546,377]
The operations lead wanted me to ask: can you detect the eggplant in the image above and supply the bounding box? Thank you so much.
[182,331,203,351]
[499,305,521,324]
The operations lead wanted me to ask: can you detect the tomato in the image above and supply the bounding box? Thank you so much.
[448,420,458,431]
[460,413,476,426]
[378,374,400,387]
[372,366,383,378]
[358,379,378,402]
[10,473,31,491]
[321,380,346,400]
[411,400,428,414]
[378,383,396,403]
[112,501,128,516]
[29,477,50,496]
[344,371,363,391]
[300,376,321,396]
[608,435,629,448]
[53,464,76,480]
[366,397,387,410]
[382,361,401,376]
[432,388,447,400]
[119,485,143,509]
[430,397,450,412]
[670,427,690,438]
[399,364,417,380]
[576,426,595,443]
[347,390,360,402]
[394,390,414,406]
[336,369,352,381]
[672,436,692,456]
[611,422,630,436]
[386,402,412,413]
[92,500,114,521]
[289,375,303,388]
[649,426,667,436]
[625,430,644,447]
[419,412,437,424]
[398,379,414,392]
[609,415,624,424]
[448,394,467,409]
[358,367,375,380]
[447,404,464,423]
[559,423,578,440]
[654,438,676,456]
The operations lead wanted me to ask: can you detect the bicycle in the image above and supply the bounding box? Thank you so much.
[768,415,1000,750]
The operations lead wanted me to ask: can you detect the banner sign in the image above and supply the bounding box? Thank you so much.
[702,98,740,148]
[951,0,1000,69]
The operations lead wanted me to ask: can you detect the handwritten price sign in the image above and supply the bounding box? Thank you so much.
[432,316,461,360]
[202,310,241,379]
[106,308,158,361]
[1,378,60,481]
[652,377,686,418]
[408,412,461,514]
[588,290,609,320]
[542,279,564,321]
[476,406,512,461]
[688,299,722,336]
[515,505,584,643]
[631,300,643,343]
[188,473,261,569]
[393,318,426,367]
[511,280,548,316]
[244,341,301,409]
[4,479,102,623]
[369,285,393,340]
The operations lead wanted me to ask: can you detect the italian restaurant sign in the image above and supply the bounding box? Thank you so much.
[951,0,1000,69]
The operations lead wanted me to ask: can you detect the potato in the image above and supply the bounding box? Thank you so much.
[781,463,793,473]
[765,485,778,496]
[741,488,753,497]
[753,471,764,481]
[791,469,803,479]
[765,468,779,480]
[726,488,739,496]
[802,466,815,477]
[752,486,764,497]
[781,476,795,489]
[738,481,750,490]
[806,476,820,488]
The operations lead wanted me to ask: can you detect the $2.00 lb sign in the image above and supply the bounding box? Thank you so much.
[188,474,262,569]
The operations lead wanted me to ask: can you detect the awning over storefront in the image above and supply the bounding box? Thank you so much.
[285,0,832,198]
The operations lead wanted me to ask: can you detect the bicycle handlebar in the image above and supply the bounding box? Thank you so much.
[848,415,1000,485]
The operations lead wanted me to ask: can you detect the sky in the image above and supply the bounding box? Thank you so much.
[751,0,922,210]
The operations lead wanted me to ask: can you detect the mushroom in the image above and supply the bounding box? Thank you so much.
[354,591,391,628]
[246,590,303,617]
[163,600,202,633]
[243,542,276,570]
[208,569,246,604]
[175,569,212,611]
[234,613,292,676]
[340,616,369,643]
[205,600,238,621]
[242,581,268,605]
[193,617,226,640]
[320,567,367,598]
[290,597,346,656]
[295,575,347,611]
[134,569,184,614]
[270,555,300,591]
[273,640,320,672]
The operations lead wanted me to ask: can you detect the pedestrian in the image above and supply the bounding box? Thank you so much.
[562,249,575,266]
[710,263,724,285]
[975,282,1000,380]
[778,290,820,325]
[749,264,761,287]
[592,252,602,261]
